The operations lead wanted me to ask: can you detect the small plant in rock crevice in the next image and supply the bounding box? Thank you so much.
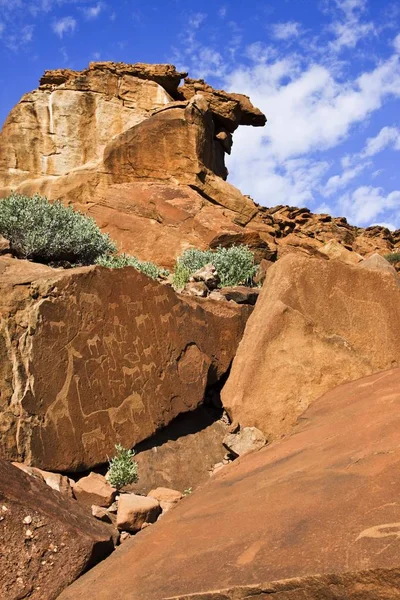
[106,444,138,490]
[172,245,257,289]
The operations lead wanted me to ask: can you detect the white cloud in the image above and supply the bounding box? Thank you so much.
[52,16,76,38]
[323,162,369,195]
[226,53,400,165]
[326,0,375,53]
[188,12,206,29]
[363,126,400,156]
[329,20,375,52]
[223,42,400,215]
[338,185,400,225]
[334,0,367,19]
[83,2,104,20]
[218,7,227,19]
[395,33,400,54]
[0,22,4,36]
[272,21,301,41]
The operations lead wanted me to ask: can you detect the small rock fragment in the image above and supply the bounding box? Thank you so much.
[116,494,161,533]
[183,281,209,297]
[147,487,183,513]
[191,264,220,290]
[91,505,113,524]
[72,472,116,508]
[223,426,267,458]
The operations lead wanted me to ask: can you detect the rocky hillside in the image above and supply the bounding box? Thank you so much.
[1,62,399,268]
[1,62,400,600]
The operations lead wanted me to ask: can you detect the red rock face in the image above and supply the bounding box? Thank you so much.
[2,62,398,269]
[0,258,251,471]
[0,460,114,600]
[222,253,400,440]
[58,368,400,600]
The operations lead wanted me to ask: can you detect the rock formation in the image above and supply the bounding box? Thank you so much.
[3,60,400,600]
[0,459,115,600]
[222,254,400,440]
[0,256,250,471]
[57,368,400,600]
[1,62,399,267]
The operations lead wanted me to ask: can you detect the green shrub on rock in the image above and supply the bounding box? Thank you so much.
[96,252,169,280]
[107,444,138,490]
[172,245,257,289]
[0,193,116,265]
[384,252,400,264]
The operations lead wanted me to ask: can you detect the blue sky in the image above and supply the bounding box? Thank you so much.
[0,0,400,229]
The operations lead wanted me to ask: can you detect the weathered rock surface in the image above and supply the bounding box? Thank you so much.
[57,368,400,599]
[359,252,399,278]
[127,406,227,495]
[222,426,266,457]
[147,487,182,512]
[219,286,260,305]
[0,62,264,267]
[12,462,73,497]
[0,257,251,471]
[0,459,114,600]
[2,62,399,268]
[72,473,116,508]
[116,494,160,532]
[222,254,400,440]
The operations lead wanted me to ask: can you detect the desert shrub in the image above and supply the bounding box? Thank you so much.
[212,245,257,287]
[0,193,116,265]
[384,252,400,264]
[172,245,257,289]
[96,252,169,280]
[171,262,192,289]
[106,444,138,490]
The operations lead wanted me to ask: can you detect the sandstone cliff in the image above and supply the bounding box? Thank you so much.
[1,62,398,268]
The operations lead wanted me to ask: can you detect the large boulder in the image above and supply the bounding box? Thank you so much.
[57,368,400,599]
[222,254,400,440]
[0,257,251,471]
[0,459,114,600]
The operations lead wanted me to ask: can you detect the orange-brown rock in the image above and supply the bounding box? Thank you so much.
[0,257,251,471]
[116,494,160,532]
[125,406,228,495]
[72,473,116,508]
[0,459,114,600]
[222,254,400,440]
[1,62,400,267]
[0,63,264,266]
[147,487,182,512]
[178,77,267,132]
[12,462,73,497]
[57,368,400,600]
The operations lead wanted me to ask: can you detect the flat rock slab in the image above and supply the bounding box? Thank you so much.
[59,368,400,599]
[0,460,115,600]
[0,258,250,471]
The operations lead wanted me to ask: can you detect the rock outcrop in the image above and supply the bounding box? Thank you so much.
[57,368,400,600]
[1,62,399,268]
[0,459,114,600]
[222,254,400,440]
[0,257,251,471]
